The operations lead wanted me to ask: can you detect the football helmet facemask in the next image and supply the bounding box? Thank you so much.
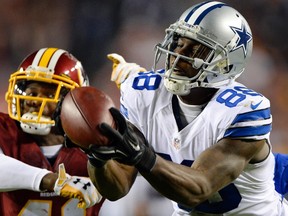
[5,47,89,135]
[153,1,253,95]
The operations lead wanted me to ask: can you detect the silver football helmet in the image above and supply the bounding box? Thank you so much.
[153,1,253,95]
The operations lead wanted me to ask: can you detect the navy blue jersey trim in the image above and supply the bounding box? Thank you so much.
[231,108,271,125]
[224,124,271,138]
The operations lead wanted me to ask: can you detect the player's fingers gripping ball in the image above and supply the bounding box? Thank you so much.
[60,86,116,150]
[107,53,146,88]
[54,163,102,209]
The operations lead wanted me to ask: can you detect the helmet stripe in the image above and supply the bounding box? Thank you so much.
[184,1,209,22]
[39,48,58,67]
[31,48,46,66]
[48,49,66,69]
[184,1,226,25]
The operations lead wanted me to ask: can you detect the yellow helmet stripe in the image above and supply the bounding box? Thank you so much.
[38,48,58,67]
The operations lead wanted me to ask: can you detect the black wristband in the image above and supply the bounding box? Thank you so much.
[135,147,156,173]
[87,154,106,168]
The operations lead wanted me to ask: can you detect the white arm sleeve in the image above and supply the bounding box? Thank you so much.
[0,153,51,192]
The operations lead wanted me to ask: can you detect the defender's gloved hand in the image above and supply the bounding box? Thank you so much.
[107,53,146,88]
[89,108,156,172]
[54,163,102,209]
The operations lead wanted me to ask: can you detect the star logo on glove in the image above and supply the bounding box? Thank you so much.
[230,23,252,57]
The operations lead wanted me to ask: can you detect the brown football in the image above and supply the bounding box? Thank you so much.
[60,86,116,149]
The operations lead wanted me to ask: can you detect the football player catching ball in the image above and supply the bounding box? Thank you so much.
[86,1,288,215]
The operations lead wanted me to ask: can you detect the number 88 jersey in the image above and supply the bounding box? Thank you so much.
[119,70,286,215]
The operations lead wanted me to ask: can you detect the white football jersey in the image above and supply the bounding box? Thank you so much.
[119,70,288,216]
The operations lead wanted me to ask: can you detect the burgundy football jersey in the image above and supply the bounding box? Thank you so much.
[0,113,104,216]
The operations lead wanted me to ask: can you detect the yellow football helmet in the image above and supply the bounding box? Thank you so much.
[5,47,89,135]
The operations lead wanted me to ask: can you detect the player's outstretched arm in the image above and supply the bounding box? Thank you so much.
[0,153,53,192]
[108,53,146,88]
[87,159,138,201]
[0,153,102,209]
[88,115,268,208]
[140,138,267,208]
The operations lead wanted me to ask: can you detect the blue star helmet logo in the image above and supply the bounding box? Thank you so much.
[230,23,252,57]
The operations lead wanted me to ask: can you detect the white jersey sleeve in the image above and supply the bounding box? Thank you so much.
[207,83,272,142]
[0,152,51,192]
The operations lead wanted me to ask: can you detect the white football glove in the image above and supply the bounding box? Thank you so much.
[53,163,102,209]
[108,53,146,88]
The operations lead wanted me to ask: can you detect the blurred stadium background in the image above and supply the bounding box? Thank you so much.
[1,0,288,215]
